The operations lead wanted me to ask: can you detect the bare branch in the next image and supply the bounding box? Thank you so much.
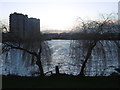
[3,43,38,57]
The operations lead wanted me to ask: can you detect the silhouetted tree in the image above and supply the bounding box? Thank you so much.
[69,15,119,76]
[0,21,8,33]
[1,23,52,76]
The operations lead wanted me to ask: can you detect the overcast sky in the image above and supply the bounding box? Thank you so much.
[0,0,119,30]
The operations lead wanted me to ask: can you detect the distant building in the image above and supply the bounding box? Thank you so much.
[9,12,40,39]
[118,1,120,22]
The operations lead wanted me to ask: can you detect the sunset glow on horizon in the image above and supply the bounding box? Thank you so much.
[0,0,119,31]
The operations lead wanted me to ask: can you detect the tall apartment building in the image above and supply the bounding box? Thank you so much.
[9,12,40,39]
[118,1,120,22]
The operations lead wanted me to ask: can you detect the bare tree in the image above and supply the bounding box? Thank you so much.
[69,15,119,76]
[0,21,8,33]
[1,23,52,76]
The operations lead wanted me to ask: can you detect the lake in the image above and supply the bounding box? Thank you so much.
[0,40,119,76]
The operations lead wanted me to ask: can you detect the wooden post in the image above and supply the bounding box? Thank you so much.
[55,66,59,75]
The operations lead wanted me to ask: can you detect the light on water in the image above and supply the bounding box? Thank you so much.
[1,40,119,76]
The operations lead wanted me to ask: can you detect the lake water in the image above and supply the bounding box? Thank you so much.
[0,40,119,76]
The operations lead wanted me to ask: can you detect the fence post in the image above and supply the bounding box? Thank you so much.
[55,66,59,75]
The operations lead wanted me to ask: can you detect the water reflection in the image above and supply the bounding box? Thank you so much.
[1,40,119,76]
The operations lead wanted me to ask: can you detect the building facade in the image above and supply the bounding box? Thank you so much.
[118,1,120,22]
[9,12,40,40]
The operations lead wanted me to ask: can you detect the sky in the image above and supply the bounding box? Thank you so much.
[0,0,119,31]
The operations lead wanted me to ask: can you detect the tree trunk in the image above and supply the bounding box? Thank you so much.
[36,55,45,76]
[79,47,92,76]
[79,41,97,76]
[36,41,45,76]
